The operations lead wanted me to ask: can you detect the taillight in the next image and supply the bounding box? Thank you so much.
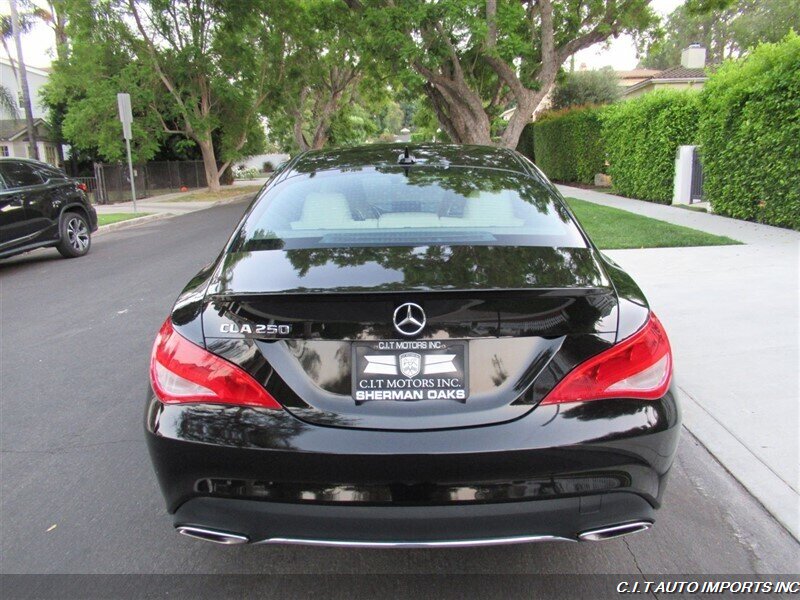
[76,182,88,193]
[149,318,281,409]
[541,314,672,405]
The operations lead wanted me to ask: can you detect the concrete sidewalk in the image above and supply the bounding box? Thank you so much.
[559,184,800,539]
[93,186,261,217]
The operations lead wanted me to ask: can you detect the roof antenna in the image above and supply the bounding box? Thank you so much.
[398,146,416,165]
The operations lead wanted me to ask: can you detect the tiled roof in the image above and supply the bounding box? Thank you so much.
[653,66,708,80]
[0,119,52,142]
[616,69,661,79]
[0,120,26,140]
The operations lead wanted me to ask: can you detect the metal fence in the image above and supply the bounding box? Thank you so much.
[690,147,705,203]
[92,160,208,204]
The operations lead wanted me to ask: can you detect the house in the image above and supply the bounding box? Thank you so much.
[0,57,52,120]
[623,45,708,98]
[614,68,661,91]
[1,57,64,165]
[0,118,61,165]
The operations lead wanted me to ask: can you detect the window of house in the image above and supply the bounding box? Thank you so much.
[45,145,58,166]
[0,145,9,157]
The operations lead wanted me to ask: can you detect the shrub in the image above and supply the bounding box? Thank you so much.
[550,69,621,110]
[531,106,606,184]
[601,90,700,204]
[234,167,259,180]
[698,33,800,229]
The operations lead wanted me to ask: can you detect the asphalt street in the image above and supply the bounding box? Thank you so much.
[1,199,798,596]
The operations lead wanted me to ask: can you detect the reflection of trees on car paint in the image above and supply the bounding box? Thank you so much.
[283,246,604,290]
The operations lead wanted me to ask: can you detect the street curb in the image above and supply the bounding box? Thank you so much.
[95,212,175,234]
[678,387,800,541]
[93,192,257,235]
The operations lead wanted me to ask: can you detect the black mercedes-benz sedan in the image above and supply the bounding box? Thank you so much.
[145,144,680,547]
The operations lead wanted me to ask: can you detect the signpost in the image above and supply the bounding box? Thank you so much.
[117,93,137,212]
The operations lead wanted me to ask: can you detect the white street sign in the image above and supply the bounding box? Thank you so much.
[117,93,133,140]
[117,92,137,211]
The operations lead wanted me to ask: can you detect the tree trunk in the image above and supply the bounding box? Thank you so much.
[293,88,311,151]
[9,0,38,159]
[424,80,492,145]
[412,57,493,145]
[310,91,342,149]
[50,1,69,62]
[294,115,310,151]
[499,86,553,149]
[196,137,221,192]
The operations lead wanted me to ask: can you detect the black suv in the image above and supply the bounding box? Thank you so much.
[0,158,97,259]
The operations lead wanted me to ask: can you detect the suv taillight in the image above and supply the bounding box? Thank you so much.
[541,313,672,405]
[76,182,88,193]
[149,318,281,409]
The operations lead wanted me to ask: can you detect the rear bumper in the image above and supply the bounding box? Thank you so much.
[145,387,680,544]
[174,493,655,546]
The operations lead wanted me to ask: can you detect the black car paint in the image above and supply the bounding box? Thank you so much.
[0,158,97,258]
[146,143,680,544]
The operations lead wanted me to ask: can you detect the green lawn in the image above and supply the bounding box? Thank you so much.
[97,213,150,226]
[564,198,740,249]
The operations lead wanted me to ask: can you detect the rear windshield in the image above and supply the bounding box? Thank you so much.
[234,167,586,251]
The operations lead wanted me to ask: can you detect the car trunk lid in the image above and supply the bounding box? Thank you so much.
[202,246,618,430]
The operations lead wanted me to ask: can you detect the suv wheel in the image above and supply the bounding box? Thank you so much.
[57,212,92,258]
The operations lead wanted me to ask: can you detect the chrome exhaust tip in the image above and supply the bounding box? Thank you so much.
[176,526,249,545]
[578,521,653,542]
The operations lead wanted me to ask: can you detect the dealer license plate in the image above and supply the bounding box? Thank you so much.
[352,340,469,403]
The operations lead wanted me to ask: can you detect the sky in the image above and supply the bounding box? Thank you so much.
[573,0,685,70]
[1,0,684,71]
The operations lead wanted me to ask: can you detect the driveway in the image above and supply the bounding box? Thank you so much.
[559,185,800,540]
[1,199,797,596]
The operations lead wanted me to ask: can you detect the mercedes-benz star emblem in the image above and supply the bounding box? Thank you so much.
[393,302,426,337]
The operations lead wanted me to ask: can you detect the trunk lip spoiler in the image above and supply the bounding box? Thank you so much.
[207,286,614,300]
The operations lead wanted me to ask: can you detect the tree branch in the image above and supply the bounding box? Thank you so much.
[128,0,194,134]
[486,0,497,48]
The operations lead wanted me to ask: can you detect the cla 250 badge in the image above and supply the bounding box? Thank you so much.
[219,323,292,336]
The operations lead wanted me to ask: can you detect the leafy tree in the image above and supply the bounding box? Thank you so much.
[123,0,289,189]
[328,101,381,146]
[549,68,620,109]
[378,100,405,135]
[262,0,383,152]
[46,0,287,189]
[42,3,169,164]
[640,0,800,69]
[346,0,657,148]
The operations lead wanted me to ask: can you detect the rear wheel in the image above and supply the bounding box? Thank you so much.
[56,212,91,258]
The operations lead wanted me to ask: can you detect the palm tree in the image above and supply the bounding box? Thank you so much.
[0,12,35,82]
[8,0,38,159]
[0,84,19,118]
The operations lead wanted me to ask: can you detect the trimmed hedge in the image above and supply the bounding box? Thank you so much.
[519,36,798,228]
[530,107,605,184]
[697,33,800,229]
[601,91,700,204]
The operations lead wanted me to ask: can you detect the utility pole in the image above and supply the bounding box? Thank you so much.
[9,0,39,160]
